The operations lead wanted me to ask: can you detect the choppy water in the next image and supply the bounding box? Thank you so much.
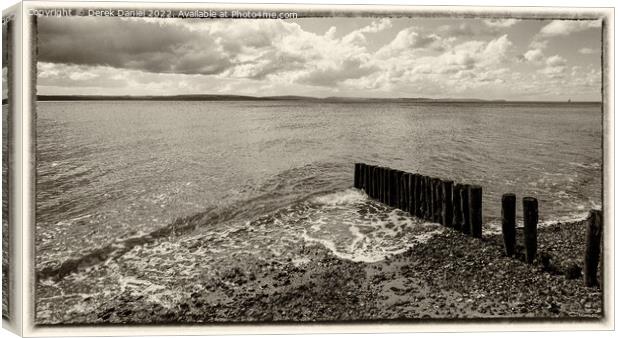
[35,100,602,275]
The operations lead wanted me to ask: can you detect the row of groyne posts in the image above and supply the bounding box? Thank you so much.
[354,163,603,288]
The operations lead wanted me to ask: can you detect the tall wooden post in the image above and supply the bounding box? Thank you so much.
[468,185,482,238]
[425,176,433,220]
[442,180,454,227]
[461,185,471,234]
[354,163,361,188]
[411,174,419,217]
[501,193,516,256]
[452,183,463,231]
[378,167,385,203]
[373,166,381,199]
[400,173,409,211]
[383,167,389,204]
[429,178,437,222]
[584,209,603,287]
[396,170,404,208]
[360,163,367,192]
[432,178,443,223]
[523,197,538,264]
[416,175,425,218]
[367,165,375,197]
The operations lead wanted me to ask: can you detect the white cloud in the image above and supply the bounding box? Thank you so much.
[539,20,601,37]
[523,49,544,62]
[546,55,567,67]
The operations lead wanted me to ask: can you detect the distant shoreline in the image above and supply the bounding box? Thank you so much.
[31,95,602,105]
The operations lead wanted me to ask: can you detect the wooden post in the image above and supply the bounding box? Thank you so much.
[401,173,411,212]
[432,178,443,223]
[523,197,538,264]
[429,178,437,221]
[442,180,454,227]
[370,165,377,198]
[398,170,405,208]
[469,185,482,238]
[354,163,361,189]
[461,185,470,234]
[383,167,389,204]
[452,184,463,231]
[584,209,603,287]
[501,193,516,256]
[393,170,403,207]
[425,176,433,220]
[398,173,405,210]
[384,168,392,205]
[416,175,425,218]
[367,165,375,197]
[377,167,385,203]
[363,164,370,194]
[359,163,367,192]
[411,174,419,217]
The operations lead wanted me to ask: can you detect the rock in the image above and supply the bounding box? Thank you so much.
[563,261,582,280]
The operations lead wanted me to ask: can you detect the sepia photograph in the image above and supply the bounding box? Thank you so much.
[2,1,609,331]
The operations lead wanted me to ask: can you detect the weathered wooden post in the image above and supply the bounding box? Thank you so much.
[399,173,409,211]
[452,183,463,231]
[366,164,373,198]
[392,169,402,208]
[416,175,425,218]
[406,173,413,212]
[400,171,407,208]
[523,197,538,264]
[461,185,471,234]
[469,185,482,238]
[442,180,454,227]
[383,167,389,204]
[359,163,367,192]
[429,178,437,221]
[584,209,603,287]
[411,174,419,217]
[378,167,385,203]
[432,178,443,223]
[425,176,433,220]
[354,163,362,189]
[367,165,374,197]
[501,193,516,256]
[372,166,380,199]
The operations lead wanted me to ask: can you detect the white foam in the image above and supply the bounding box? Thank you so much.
[301,226,446,263]
[311,189,366,206]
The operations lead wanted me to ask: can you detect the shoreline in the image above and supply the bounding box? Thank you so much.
[50,217,602,324]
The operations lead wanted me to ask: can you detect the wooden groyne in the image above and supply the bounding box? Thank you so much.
[354,163,485,239]
[354,162,603,287]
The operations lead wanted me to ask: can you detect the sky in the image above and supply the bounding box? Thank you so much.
[37,15,603,101]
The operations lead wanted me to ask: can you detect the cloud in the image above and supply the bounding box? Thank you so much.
[39,17,233,75]
[483,19,519,28]
[376,28,445,58]
[539,20,601,37]
[579,47,597,54]
[36,17,601,101]
[296,57,379,87]
[546,55,567,67]
[529,39,549,50]
[523,49,544,62]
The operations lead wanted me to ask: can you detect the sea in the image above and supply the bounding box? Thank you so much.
[34,100,603,322]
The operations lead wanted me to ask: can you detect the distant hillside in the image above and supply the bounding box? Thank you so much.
[35,94,600,104]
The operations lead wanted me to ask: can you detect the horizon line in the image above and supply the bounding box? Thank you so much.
[32,94,602,103]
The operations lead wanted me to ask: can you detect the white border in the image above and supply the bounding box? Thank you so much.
[5,1,616,336]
